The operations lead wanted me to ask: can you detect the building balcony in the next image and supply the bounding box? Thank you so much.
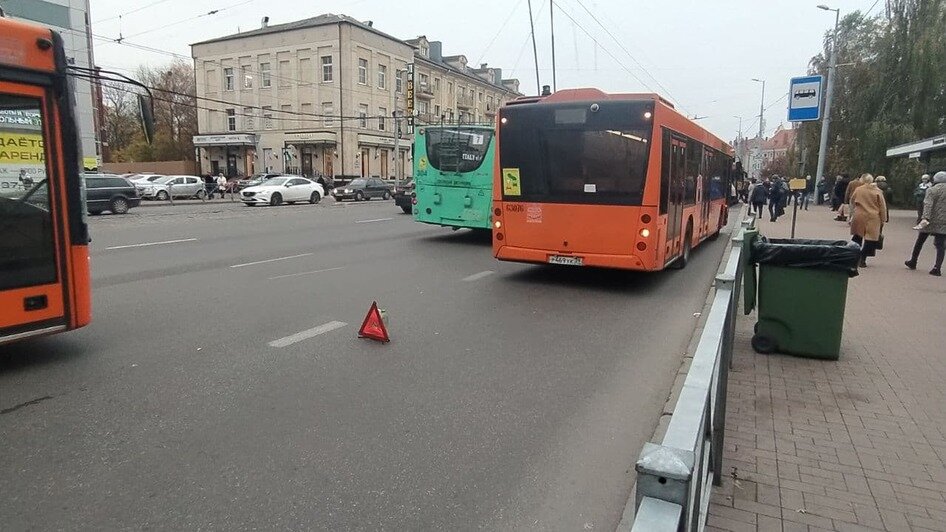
[484,104,497,116]
[456,94,474,109]
[417,83,435,100]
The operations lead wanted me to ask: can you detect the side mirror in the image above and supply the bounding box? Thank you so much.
[285,183,292,187]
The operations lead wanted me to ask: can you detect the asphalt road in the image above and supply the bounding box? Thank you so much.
[0,198,729,530]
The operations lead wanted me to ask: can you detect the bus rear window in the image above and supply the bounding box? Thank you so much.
[501,127,651,205]
[424,128,493,173]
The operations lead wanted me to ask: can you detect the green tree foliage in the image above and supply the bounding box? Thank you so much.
[102,60,197,163]
[800,0,946,206]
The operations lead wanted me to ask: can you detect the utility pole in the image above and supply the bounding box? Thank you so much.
[752,78,766,139]
[550,0,557,92]
[527,0,541,95]
[392,110,400,186]
[815,5,840,186]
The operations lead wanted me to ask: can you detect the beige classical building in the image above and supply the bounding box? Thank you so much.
[190,14,520,179]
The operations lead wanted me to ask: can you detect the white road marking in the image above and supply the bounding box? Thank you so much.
[355,217,393,224]
[230,253,313,269]
[105,238,197,250]
[268,321,348,348]
[267,266,345,280]
[462,270,495,282]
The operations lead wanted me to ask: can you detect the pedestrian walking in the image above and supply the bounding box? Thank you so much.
[836,173,864,221]
[802,175,813,210]
[914,174,932,223]
[849,174,887,268]
[216,174,227,199]
[768,176,786,222]
[749,178,767,220]
[816,175,827,205]
[905,171,946,276]
[831,174,849,212]
[876,175,893,206]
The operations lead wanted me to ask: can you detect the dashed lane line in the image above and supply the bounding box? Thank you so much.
[267,267,346,280]
[105,238,198,250]
[230,253,313,269]
[462,270,495,282]
[268,321,348,348]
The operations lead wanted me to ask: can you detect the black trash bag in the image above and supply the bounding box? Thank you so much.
[751,237,861,276]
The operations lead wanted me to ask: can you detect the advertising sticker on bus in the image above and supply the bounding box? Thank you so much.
[502,168,521,196]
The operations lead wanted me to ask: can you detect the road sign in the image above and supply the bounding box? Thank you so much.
[787,75,824,122]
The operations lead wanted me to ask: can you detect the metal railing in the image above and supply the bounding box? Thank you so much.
[630,215,755,532]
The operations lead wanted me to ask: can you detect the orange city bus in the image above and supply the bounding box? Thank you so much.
[0,16,91,345]
[492,88,732,271]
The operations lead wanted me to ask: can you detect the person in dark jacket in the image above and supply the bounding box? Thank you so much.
[831,174,849,211]
[768,176,786,222]
[876,175,893,205]
[749,178,767,219]
[914,174,932,223]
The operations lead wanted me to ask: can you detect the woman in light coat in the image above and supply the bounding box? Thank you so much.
[849,174,887,267]
[906,171,946,276]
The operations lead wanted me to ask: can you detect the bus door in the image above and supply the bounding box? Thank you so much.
[665,134,687,255]
[700,149,711,236]
[0,85,70,339]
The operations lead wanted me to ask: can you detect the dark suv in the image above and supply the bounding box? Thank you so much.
[84,174,140,215]
[393,179,414,214]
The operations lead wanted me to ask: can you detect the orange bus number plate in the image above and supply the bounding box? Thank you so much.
[548,255,583,266]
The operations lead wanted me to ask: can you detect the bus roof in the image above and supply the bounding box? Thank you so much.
[0,16,57,74]
[505,87,731,153]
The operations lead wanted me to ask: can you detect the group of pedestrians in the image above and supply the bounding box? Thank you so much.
[823,171,945,275]
[746,175,797,222]
[906,172,946,276]
[202,173,229,199]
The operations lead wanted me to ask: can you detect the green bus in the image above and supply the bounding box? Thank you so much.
[413,124,495,230]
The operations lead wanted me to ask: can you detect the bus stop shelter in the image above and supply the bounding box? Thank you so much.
[886,134,946,171]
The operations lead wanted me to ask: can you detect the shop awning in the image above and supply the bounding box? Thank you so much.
[285,131,336,145]
[193,133,257,146]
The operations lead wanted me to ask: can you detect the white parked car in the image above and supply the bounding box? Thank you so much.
[140,175,205,200]
[241,176,324,206]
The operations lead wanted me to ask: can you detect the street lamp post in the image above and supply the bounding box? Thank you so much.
[815,4,840,186]
[751,78,765,139]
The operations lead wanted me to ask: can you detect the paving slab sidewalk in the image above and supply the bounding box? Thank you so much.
[707,203,946,532]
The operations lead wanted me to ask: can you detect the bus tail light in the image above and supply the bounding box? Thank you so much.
[639,228,650,238]
[494,208,502,217]
[494,221,502,229]
[412,197,417,205]
[637,242,647,251]
[496,232,504,241]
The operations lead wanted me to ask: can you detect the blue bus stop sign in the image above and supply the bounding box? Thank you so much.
[787,75,824,121]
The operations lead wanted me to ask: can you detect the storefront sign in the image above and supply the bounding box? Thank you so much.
[285,131,336,143]
[406,63,415,133]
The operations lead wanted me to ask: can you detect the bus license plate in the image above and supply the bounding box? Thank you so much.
[548,255,583,266]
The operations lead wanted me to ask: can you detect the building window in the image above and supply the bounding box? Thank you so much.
[434,104,440,117]
[378,107,386,131]
[478,91,483,102]
[323,102,333,126]
[279,60,290,87]
[419,73,429,88]
[223,67,234,91]
[359,104,368,128]
[280,104,291,127]
[396,71,403,93]
[262,106,273,130]
[358,58,368,85]
[418,100,429,114]
[448,81,453,95]
[300,103,313,128]
[226,108,236,131]
[242,66,253,89]
[434,78,440,91]
[321,55,333,82]
[378,64,387,89]
[487,96,493,108]
[260,62,271,88]
[243,106,254,129]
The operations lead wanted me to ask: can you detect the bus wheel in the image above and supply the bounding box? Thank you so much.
[671,223,693,269]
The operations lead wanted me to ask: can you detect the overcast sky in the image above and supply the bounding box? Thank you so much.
[89,0,881,141]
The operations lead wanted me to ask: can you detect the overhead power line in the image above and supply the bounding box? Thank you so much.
[94,0,175,23]
[569,0,681,106]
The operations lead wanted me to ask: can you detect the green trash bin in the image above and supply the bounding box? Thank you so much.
[743,233,860,360]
